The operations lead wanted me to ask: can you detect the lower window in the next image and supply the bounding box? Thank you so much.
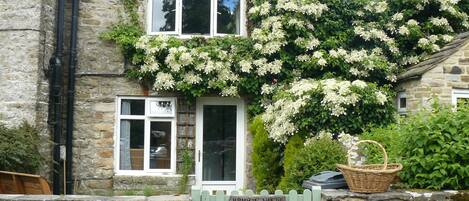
[453,89,469,109]
[117,97,176,174]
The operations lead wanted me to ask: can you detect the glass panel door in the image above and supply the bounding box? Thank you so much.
[202,105,237,181]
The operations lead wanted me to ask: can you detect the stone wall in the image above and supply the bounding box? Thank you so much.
[397,42,469,113]
[321,189,468,201]
[72,76,197,195]
[0,0,55,178]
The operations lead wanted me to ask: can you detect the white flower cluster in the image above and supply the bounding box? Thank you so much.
[276,0,328,17]
[153,72,175,90]
[263,78,389,143]
[165,46,195,72]
[391,13,404,21]
[430,17,453,32]
[417,34,444,51]
[321,79,361,116]
[253,58,283,76]
[251,16,286,55]
[354,25,398,53]
[329,48,393,78]
[135,33,288,96]
[337,133,364,165]
[263,97,309,143]
[294,37,320,51]
[248,1,271,16]
[364,1,388,13]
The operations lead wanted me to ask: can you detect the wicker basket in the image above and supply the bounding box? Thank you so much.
[336,140,402,193]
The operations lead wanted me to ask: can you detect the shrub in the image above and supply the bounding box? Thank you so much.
[177,148,193,194]
[250,116,283,192]
[360,124,403,164]
[399,105,469,190]
[278,137,346,191]
[0,122,43,173]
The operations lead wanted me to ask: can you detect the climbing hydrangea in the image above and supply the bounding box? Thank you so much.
[262,78,391,143]
[102,0,468,139]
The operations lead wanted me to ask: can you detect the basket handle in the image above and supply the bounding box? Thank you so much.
[347,140,388,170]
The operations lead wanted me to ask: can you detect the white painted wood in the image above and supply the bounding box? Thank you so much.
[146,0,247,37]
[452,89,469,106]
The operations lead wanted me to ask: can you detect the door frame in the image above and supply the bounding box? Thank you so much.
[195,97,246,192]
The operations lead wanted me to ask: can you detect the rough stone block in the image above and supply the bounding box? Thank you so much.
[84,179,114,189]
[93,103,115,112]
[459,58,469,65]
[461,75,469,82]
[98,149,114,158]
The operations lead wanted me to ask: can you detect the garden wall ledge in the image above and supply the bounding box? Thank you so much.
[0,194,189,201]
[321,189,468,201]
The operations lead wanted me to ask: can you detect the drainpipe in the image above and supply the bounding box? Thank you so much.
[65,0,79,194]
[49,0,65,195]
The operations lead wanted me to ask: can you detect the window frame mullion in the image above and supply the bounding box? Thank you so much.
[176,0,182,35]
[211,0,216,37]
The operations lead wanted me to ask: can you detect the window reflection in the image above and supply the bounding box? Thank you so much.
[149,121,172,169]
[217,0,240,34]
[182,0,211,35]
[202,105,237,181]
[152,0,176,32]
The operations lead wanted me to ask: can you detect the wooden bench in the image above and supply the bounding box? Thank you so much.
[0,171,51,194]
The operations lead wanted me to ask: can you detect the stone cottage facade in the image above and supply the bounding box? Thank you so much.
[4,0,468,196]
[0,0,55,176]
[396,32,469,114]
[1,0,253,195]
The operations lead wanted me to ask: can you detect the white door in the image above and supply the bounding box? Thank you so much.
[195,97,245,193]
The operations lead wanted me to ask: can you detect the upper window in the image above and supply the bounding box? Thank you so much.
[397,92,407,115]
[452,89,469,109]
[147,0,245,36]
[116,97,177,174]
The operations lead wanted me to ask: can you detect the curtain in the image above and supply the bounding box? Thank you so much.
[120,102,132,170]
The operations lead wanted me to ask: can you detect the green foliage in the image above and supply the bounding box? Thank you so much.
[143,186,154,196]
[277,135,303,191]
[360,124,403,164]
[177,148,193,194]
[0,122,44,173]
[278,137,347,191]
[124,190,137,196]
[250,116,283,192]
[297,84,395,138]
[398,105,469,190]
[100,23,144,59]
[100,0,144,59]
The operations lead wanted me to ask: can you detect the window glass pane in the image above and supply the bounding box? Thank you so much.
[202,105,237,181]
[149,121,172,169]
[182,0,211,35]
[119,120,144,170]
[152,0,176,32]
[217,0,240,34]
[399,98,407,108]
[121,99,145,115]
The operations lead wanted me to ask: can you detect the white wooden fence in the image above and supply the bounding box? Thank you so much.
[191,186,322,201]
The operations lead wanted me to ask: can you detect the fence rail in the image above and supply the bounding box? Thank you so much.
[191,186,321,201]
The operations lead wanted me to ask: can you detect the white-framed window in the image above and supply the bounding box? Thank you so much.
[397,91,407,114]
[115,97,177,175]
[452,89,469,109]
[146,0,246,37]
